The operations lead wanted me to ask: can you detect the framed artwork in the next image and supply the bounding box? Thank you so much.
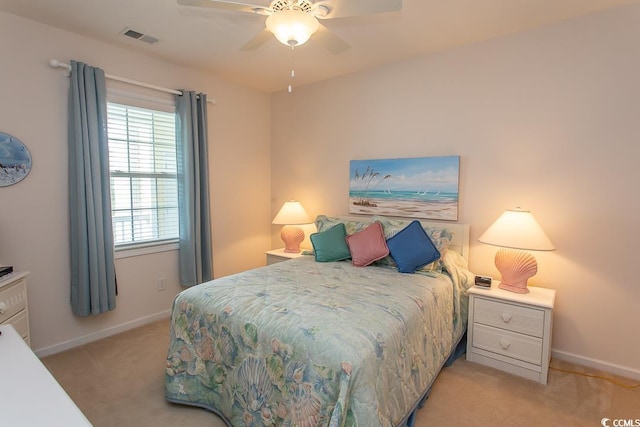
[349,156,460,221]
[0,132,32,187]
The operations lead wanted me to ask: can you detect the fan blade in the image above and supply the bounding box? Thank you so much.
[240,29,273,51]
[314,0,402,19]
[177,0,269,15]
[314,24,350,54]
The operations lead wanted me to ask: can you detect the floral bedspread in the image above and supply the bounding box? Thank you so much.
[165,255,471,427]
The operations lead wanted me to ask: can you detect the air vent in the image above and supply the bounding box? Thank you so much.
[121,27,159,44]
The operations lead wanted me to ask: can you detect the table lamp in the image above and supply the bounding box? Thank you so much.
[478,208,555,293]
[272,200,311,253]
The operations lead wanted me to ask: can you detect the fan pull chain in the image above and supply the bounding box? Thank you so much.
[288,45,295,93]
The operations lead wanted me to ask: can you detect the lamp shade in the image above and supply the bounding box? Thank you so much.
[265,9,319,47]
[478,208,555,251]
[272,201,311,225]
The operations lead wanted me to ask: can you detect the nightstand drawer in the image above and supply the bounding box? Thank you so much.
[474,297,545,338]
[266,254,286,265]
[265,249,305,265]
[472,323,543,365]
[0,278,27,324]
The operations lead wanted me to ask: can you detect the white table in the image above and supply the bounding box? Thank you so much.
[265,248,307,265]
[0,324,92,426]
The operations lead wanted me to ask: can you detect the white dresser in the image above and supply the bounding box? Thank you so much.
[0,324,92,426]
[0,271,30,346]
[466,282,555,384]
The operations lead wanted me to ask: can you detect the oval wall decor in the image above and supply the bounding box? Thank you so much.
[0,132,32,187]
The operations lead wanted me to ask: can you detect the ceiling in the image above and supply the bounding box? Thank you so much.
[1,0,637,92]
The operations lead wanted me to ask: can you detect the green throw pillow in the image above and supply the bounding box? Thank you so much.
[310,223,351,262]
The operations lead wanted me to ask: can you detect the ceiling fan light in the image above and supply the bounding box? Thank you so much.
[266,9,319,47]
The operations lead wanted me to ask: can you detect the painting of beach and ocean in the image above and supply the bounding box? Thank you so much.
[349,156,460,220]
[0,132,32,187]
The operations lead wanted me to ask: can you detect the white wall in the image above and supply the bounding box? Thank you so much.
[271,4,640,378]
[0,11,272,354]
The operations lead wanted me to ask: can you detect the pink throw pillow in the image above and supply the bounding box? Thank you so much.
[345,221,390,267]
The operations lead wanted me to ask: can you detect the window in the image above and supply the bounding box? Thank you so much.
[107,102,178,248]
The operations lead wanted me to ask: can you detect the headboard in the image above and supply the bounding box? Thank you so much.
[339,215,470,262]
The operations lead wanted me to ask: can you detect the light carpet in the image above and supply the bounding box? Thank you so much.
[41,319,639,426]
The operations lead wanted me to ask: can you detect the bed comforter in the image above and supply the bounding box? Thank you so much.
[165,253,473,427]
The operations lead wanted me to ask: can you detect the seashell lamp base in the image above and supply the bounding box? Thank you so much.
[494,248,538,293]
[281,225,305,253]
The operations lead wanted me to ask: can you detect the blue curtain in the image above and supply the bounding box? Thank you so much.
[176,91,213,286]
[68,61,116,316]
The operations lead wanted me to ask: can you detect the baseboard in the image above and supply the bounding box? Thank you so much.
[34,310,171,358]
[551,349,640,381]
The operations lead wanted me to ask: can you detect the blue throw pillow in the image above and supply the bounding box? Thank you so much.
[386,220,441,273]
[310,223,351,262]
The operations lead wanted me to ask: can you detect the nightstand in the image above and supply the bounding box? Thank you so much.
[265,248,305,265]
[466,282,555,384]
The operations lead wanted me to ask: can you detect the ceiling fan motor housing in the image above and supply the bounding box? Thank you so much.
[270,0,314,13]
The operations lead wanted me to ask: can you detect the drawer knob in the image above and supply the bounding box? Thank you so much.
[0,302,6,313]
[501,313,512,323]
[499,338,511,350]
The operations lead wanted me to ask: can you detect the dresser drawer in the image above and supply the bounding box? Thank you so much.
[7,309,29,339]
[472,323,543,365]
[0,278,27,324]
[474,297,545,338]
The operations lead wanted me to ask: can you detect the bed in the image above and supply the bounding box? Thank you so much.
[165,215,474,427]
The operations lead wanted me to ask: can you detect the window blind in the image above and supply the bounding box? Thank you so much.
[107,102,178,247]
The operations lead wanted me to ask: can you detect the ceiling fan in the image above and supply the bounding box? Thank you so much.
[177,0,403,54]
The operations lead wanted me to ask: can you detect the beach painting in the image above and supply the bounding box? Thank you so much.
[349,156,460,221]
[0,132,32,187]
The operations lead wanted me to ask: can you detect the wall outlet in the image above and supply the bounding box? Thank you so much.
[157,277,167,292]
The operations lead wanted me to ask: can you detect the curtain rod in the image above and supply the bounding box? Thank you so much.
[49,59,216,104]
